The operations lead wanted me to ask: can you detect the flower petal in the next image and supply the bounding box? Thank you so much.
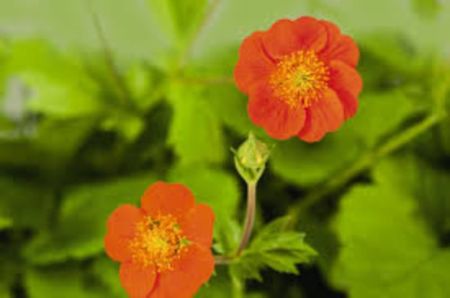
[104,232,131,262]
[298,88,344,142]
[141,181,195,219]
[329,60,363,97]
[319,20,359,67]
[180,204,215,248]
[336,89,359,119]
[119,262,156,298]
[234,31,276,94]
[149,245,214,298]
[107,205,144,237]
[262,17,327,59]
[248,84,306,140]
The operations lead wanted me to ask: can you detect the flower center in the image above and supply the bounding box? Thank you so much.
[128,214,190,272]
[269,50,330,108]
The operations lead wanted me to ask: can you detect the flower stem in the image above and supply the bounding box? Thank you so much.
[236,182,257,256]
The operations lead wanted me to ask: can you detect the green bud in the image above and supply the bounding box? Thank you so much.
[233,132,271,184]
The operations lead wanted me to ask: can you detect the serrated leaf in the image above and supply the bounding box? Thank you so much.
[232,217,316,281]
[332,184,450,298]
[24,174,156,264]
[374,154,450,236]
[167,83,225,165]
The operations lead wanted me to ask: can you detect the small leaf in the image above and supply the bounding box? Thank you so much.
[232,217,316,281]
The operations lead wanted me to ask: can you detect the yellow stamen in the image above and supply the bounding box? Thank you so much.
[128,214,190,272]
[269,50,330,108]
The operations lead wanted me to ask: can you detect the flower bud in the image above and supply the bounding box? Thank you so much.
[234,133,271,184]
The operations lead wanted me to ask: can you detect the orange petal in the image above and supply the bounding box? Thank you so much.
[141,181,195,219]
[104,232,131,262]
[234,31,276,94]
[120,262,156,298]
[319,20,359,67]
[107,205,144,237]
[263,17,327,59]
[329,60,363,97]
[248,84,306,140]
[149,245,214,298]
[336,89,359,119]
[180,204,215,248]
[298,88,344,142]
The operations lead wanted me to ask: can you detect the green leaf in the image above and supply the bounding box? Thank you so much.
[345,90,417,147]
[34,118,97,164]
[168,165,241,250]
[232,217,316,281]
[206,84,256,136]
[25,265,104,298]
[6,40,101,118]
[24,173,156,264]
[332,184,450,298]
[0,217,12,230]
[0,177,53,230]
[412,0,442,19]
[148,0,208,43]
[101,112,145,142]
[91,257,126,298]
[374,154,450,235]
[167,83,225,165]
[270,134,361,187]
[196,267,233,298]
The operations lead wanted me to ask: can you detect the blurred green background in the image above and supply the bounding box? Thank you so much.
[1,0,450,297]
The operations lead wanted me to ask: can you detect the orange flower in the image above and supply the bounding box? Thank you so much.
[104,181,215,298]
[234,16,362,142]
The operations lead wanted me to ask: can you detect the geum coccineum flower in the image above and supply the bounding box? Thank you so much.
[104,181,215,298]
[234,16,363,142]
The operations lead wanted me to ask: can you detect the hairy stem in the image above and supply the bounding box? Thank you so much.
[236,182,257,256]
[288,112,444,225]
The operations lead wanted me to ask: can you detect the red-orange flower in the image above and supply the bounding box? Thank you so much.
[234,16,362,142]
[104,181,215,298]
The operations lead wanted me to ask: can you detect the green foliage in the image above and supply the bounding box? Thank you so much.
[148,0,208,44]
[332,178,450,297]
[6,40,101,118]
[232,217,316,281]
[24,174,156,265]
[0,0,449,297]
[25,265,105,298]
[0,177,53,230]
[167,83,226,165]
